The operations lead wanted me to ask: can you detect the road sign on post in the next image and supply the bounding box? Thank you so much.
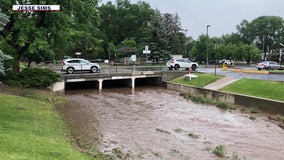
[143,45,151,54]
[75,52,81,58]
[143,46,151,62]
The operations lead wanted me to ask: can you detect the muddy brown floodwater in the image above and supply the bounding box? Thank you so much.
[56,86,284,160]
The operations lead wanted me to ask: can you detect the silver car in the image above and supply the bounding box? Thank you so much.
[256,61,280,70]
[61,58,100,74]
[166,58,198,71]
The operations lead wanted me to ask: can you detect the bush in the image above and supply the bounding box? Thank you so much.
[212,144,226,157]
[20,68,60,88]
[0,67,60,88]
[0,70,22,86]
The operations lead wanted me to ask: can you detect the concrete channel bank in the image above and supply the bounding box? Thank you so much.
[165,75,284,115]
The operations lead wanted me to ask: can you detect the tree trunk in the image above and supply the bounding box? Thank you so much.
[12,54,21,72]
[13,42,31,72]
[27,61,32,68]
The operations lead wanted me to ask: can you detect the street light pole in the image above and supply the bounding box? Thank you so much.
[206,25,211,68]
[184,29,188,58]
[214,42,218,75]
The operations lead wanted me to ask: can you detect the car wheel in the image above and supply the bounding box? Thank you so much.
[174,64,180,70]
[258,68,261,71]
[66,67,75,74]
[91,66,98,73]
[168,67,173,70]
[191,64,197,71]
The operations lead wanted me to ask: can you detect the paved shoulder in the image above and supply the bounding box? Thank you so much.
[204,76,238,90]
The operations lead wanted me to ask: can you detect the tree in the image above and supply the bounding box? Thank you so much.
[0,11,9,30]
[99,0,155,55]
[99,1,185,60]
[147,10,169,54]
[239,44,261,63]
[0,50,13,74]
[237,16,284,59]
[0,11,12,74]
[0,0,102,72]
[217,43,238,60]
[162,13,182,54]
[221,33,243,45]
[121,37,137,49]
[191,35,207,63]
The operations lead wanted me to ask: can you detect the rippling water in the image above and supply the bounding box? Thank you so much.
[57,86,284,160]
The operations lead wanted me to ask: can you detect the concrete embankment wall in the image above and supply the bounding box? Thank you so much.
[166,82,284,115]
[161,71,189,81]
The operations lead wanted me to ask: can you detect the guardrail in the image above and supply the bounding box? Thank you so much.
[60,65,166,76]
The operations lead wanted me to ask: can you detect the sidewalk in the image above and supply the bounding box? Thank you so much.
[203,76,239,90]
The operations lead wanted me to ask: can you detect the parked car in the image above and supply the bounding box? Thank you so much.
[256,61,280,70]
[61,58,100,74]
[208,59,218,64]
[217,59,234,65]
[166,58,198,71]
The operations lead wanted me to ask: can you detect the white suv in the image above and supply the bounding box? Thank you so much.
[166,58,198,70]
[61,58,100,74]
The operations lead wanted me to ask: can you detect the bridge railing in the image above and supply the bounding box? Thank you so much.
[61,64,167,79]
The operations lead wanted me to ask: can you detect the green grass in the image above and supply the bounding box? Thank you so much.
[170,73,224,87]
[269,70,284,73]
[220,78,284,102]
[0,93,99,160]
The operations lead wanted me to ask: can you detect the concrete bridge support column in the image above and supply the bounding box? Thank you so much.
[131,77,136,88]
[98,79,103,90]
[50,81,65,92]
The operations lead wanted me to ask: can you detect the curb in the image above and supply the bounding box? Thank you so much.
[231,69,269,74]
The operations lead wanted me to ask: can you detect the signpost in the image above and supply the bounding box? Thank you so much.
[75,52,81,58]
[143,45,151,62]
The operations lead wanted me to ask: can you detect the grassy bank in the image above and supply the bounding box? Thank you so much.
[0,91,99,160]
[220,78,284,102]
[170,72,224,87]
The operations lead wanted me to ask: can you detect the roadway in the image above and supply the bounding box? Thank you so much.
[55,64,284,82]
[197,66,284,82]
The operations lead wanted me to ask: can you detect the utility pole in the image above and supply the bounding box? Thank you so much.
[206,25,211,68]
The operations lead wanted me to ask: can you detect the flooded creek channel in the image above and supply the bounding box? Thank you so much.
[57,86,284,160]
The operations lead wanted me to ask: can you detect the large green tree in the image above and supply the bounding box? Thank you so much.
[237,16,284,58]
[191,35,207,63]
[0,0,101,72]
[99,0,185,60]
[99,1,155,50]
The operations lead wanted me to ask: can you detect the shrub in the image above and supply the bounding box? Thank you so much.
[0,67,60,88]
[0,70,21,86]
[212,144,226,157]
[20,67,60,88]
[216,102,236,110]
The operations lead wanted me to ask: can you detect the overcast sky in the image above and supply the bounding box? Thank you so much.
[100,0,284,40]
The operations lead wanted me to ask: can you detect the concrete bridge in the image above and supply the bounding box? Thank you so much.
[51,66,187,92]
